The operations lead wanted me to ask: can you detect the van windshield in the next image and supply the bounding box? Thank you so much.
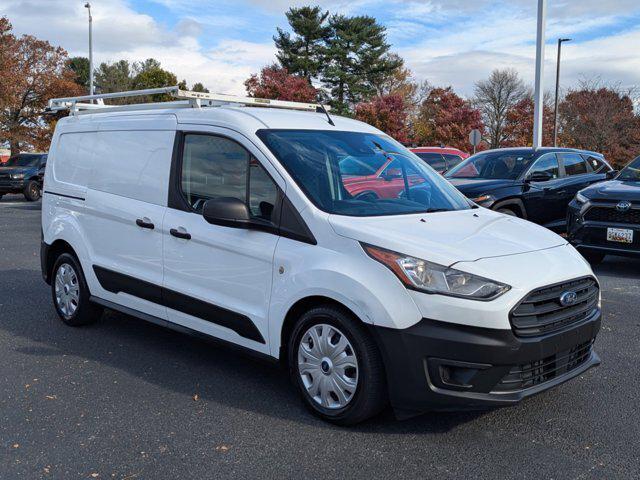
[257,130,471,216]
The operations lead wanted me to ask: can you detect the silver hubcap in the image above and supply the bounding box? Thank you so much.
[54,263,80,318]
[297,324,359,409]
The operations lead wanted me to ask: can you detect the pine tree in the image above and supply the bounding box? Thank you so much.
[274,6,330,82]
[322,14,400,115]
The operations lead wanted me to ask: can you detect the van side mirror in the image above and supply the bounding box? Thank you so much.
[526,171,553,183]
[606,170,618,180]
[202,197,250,228]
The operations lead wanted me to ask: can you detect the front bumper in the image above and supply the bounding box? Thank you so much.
[370,310,600,418]
[0,179,26,193]
[568,201,640,258]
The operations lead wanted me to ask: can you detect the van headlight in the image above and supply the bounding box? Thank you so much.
[10,173,25,180]
[363,244,510,300]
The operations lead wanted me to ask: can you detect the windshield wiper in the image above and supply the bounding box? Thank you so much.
[424,208,450,213]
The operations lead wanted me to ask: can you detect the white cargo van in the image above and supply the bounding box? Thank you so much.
[41,88,601,424]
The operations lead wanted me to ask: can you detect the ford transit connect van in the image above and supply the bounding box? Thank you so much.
[41,88,601,425]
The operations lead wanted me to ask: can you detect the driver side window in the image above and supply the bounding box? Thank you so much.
[528,154,560,179]
[180,134,279,224]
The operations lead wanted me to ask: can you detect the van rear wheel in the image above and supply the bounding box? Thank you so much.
[51,253,102,326]
[288,306,388,425]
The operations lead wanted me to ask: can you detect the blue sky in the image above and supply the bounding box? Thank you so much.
[3,0,640,97]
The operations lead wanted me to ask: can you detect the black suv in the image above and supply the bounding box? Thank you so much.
[444,147,614,231]
[0,153,47,201]
[567,155,640,264]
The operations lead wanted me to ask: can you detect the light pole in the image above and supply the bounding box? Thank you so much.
[553,38,571,146]
[84,3,94,97]
[532,0,547,149]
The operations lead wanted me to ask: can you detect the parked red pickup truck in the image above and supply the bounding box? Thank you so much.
[410,147,469,174]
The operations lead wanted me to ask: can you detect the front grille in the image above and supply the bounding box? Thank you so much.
[585,205,640,225]
[510,277,599,337]
[493,340,594,392]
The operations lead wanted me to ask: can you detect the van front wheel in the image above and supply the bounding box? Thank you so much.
[289,306,388,425]
[51,253,102,326]
[24,180,41,201]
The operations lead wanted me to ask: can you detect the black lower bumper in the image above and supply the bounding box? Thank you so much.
[0,182,25,194]
[567,205,640,258]
[41,239,51,284]
[370,311,601,418]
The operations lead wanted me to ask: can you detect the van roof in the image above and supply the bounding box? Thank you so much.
[58,105,381,136]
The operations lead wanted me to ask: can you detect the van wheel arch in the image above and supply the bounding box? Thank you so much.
[45,240,78,285]
[279,296,366,364]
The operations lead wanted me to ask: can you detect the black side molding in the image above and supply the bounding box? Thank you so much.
[90,296,276,364]
[43,190,85,201]
[92,266,265,344]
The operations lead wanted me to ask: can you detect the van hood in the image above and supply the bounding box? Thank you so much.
[581,179,640,202]
[329,208,566,267]
[446,178,517,196]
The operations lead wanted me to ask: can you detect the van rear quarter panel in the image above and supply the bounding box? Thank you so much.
[44,115,176,320]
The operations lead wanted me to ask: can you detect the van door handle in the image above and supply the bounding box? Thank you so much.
[136,218,155,229]
[170,228,191,240]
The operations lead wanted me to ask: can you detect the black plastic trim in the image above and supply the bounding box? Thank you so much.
[43,190,85,201]
[40,239,51,284]
[369,314,601,418]
[92,265,265,343]
[93,265,163,304]
[90,296,276,363]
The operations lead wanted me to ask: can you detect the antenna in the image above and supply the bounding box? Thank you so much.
[317,104,335,126]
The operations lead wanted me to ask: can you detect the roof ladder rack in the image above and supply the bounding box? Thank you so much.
[48,86,329,115]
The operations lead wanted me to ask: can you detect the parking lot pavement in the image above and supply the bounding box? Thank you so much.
[1,197,639,480]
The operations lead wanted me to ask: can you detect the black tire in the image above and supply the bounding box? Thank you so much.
[581,250,605,265]
[288,305,388,425]
[51,253,102,326]
[23,179,41,201]
[497,207,518,217]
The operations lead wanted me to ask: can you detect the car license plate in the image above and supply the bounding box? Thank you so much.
[607,228,634,244]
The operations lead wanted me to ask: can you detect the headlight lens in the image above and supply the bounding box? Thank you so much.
[10,173,25,179]
[471,194,495,206]
[575,192,589,204]
[363,244,510,300]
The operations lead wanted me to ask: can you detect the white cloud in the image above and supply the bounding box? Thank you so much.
[2,0,639,98]
[1,0,273,95]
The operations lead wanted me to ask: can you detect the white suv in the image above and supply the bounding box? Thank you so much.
[41,89,601,425]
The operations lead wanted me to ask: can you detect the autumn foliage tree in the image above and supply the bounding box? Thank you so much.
[0,17,83,155]
[559,83,640,168]
[354,93,412,144]
[244,65,318,102]
[502,97,554,147]
[413,87,483,151]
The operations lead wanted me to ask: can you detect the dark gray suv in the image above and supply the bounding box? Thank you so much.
[0,153,47,201]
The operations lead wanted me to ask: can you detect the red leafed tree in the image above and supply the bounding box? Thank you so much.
[413,87,483,151]
[0,17,84,155]
[502,97,554,147]
[354,93,412,144]
[245,65,318,103]
[559,84,640,169]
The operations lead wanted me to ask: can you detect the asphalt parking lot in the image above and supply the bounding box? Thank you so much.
[1,194,639,479]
